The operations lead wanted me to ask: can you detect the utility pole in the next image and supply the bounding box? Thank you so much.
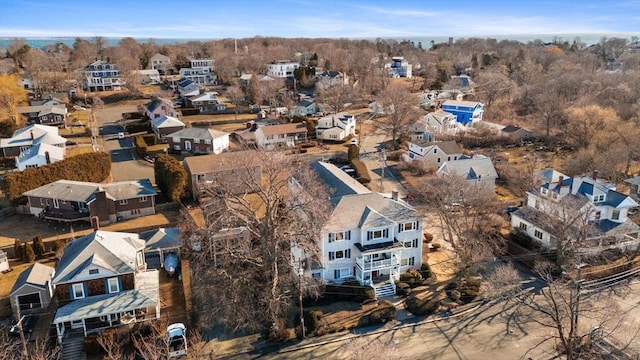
[15,306,29,359]
[298,266,305,339]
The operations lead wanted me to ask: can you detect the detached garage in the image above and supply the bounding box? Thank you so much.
[10,263,55,315]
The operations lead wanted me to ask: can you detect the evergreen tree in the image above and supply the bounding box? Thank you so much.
[32,235,45,256]
[24,243,36,262]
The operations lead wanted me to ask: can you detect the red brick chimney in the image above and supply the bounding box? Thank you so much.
[592,170,599,180]
[91,216,99,231]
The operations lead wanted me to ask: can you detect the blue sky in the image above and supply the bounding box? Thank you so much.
[0,0,638,39]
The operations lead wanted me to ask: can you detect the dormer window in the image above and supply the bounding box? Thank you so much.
[89,269,99,275]
[612,210,620,220]
[594,194,605,202]
[541,188,548,196]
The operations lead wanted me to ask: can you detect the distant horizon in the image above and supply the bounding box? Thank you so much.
[0,0,638,40]
[1,32,636,51]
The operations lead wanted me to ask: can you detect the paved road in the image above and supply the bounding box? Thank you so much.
[94,105,156,184]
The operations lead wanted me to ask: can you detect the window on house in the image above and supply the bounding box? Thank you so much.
[72,284,85,299]
[541,188,548,196]
[595,211,601,220]
[594,194,605,202]
[89,269,99,275]
[137,251,144,267]
[328,231,350,242]
[534,230,543,239]
[433,149,437,153]
[140,196,147,202]
[335,249,351,259]
[447,156,451,161]
[328,252,335,260]
[334,268,351,279]
[205,139,212,144]
[367,228,389,241]
[413,238,418,248]
[519,222,528,231]
[612,210,620,220]
[107,278,120,293]
[400,221,418,232]
[408,257,415,266]
[437,158,441,163]
[119,199,128,205]
[131,209,141,215]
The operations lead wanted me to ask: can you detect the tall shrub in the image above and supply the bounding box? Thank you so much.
[154,154,187,202]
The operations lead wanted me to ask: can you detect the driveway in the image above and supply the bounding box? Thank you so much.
[94,104,156,184]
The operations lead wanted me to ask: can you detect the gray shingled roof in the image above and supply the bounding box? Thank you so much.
[411,140,462,154]
[10,263,54,294]
[140,228,181,251]
[167,127,228,140]
[23,179,156,202]
[312,161,370,205]
[52,230,145,285]
[183,150,259,175]
[325,193,418,231]
[438,157,498,180]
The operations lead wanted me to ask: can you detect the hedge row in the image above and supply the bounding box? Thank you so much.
[154,154,187,202]
[134,134,166,158]
[2,152,111,201]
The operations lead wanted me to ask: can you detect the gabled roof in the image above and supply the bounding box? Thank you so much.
[312,161,371,205]
[258,122,307,136]
[437,156,498,180]
[52,230,145,285]
[183,150,259,175]
[140,228,181,252]
[10,263,55,294]
[16,104,66,117]
[501,125,529,133]
[150,53,170,61]
[2,124,64,151]
[358,206,395,228]
[326,193,418,231]
[151,115,185,129]
[297,100,315,108]
[624,176,640,186]
[16,142,65,165]
[189,92,220,102]
[539,168,568,184]
[23,179,156,202]
[411,140,462,154]
[0,124,67,148]
[168,127,229,140]
[442,100,483,108]
[145,98,172,112]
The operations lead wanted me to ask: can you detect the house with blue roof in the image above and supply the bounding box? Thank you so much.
[511,169,640,256]
[441,100,484,125]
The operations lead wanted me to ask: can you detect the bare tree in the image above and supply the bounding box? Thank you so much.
[417,174,502,275]
[517,260,639,360]
[226,85,244,121]
[372,83,422,150]
[317,83,353,114]
[0,74,29,127]
[184,151,331,333]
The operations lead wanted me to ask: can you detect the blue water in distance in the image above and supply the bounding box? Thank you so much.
[0,33,635,50]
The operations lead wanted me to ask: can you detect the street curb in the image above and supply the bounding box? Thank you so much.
[275,299,488,354]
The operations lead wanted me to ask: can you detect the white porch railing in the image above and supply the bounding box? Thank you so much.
[356,256,400,271]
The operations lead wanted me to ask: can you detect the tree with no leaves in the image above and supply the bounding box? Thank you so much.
[184,151,331,333]
[417,174,502,276]
[516,260,640,360]
[372,83,421,150]
[0,74,28,127]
